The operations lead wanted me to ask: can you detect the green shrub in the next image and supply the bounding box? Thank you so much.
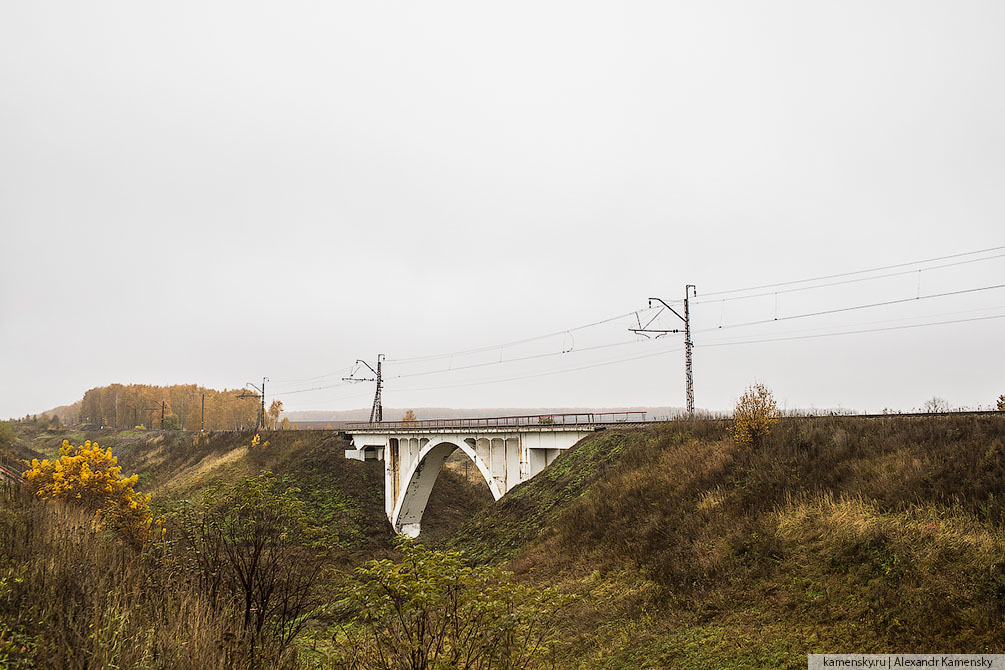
[176,472,322,661]
[334,540,567,669]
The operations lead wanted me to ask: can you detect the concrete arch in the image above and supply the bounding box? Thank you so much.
[391,438,502,537]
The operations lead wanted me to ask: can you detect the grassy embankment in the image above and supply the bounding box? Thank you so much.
[3,424,488,551]
[0,424,492,668]
[3,414,1005,668]
[445,414,1005,668]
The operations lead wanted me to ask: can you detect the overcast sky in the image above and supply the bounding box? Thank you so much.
[2,1,1003,419]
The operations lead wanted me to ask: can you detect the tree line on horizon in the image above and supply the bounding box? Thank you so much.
[76,384,261,430]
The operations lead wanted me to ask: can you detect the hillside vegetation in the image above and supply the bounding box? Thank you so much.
[3,414,1005,668]
[5,425,496,555]
[447,414,1005,668]
[0,424,503,668]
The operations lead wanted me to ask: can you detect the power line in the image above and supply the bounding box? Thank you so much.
[272,330,657,397]
[267,304,667,398]
[388,344,687,393]
[387,338,652,380]
[269,245,1004,407]
[695,252,1005,305]
[700,303,1005,340]
[269,366,355,387]
[271,284,1002,399]
[389,311,1003,396]
[291,389,377,406]
[271,380,356,397]
[696,283,1005,334]
[701,244,1005,298]
[385,306,661,365]
[697,313,1005,348]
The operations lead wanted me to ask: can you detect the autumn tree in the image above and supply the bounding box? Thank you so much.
[267,400,284,430]
[733,382,778,448]
[401,409,418,425]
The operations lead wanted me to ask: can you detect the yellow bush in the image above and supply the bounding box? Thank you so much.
[733,382,779,447]
[23,440,153,547]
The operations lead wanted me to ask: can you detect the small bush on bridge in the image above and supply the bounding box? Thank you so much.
[334,540,568,669]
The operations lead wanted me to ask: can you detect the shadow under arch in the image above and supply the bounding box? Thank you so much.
[392,438,503,537]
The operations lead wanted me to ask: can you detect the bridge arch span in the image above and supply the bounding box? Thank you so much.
[391,438,502,538]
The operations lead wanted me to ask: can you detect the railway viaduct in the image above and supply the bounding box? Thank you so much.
[343,412,643,537]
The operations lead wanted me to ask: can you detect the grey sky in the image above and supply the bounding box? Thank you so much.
[2,1,1003,419]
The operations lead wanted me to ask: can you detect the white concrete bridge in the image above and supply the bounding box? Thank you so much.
[344,412,645,537]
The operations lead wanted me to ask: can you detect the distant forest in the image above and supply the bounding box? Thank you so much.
[72,384,260,430]
[34,390,688,430]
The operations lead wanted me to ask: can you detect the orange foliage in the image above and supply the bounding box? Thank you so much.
[77,383,259,430]
[733,382,779,447]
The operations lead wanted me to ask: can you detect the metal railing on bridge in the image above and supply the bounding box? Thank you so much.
[343,411,648,432]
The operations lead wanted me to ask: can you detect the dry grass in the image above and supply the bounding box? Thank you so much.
[0,429,400,670]
[151,444,250,495]
[0,490,291,669]
[556,414,1005,587]
[770,493,1005,649]
[455,414,1005,665]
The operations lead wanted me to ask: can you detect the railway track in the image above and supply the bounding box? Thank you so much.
[55,409,1003,435]
[0,461,25,485]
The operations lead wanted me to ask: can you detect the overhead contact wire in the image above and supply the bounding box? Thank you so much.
[701,244,1005,298]
[697,283,1005,333]
[695,253,1005,305]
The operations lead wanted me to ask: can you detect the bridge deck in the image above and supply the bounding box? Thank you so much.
[340,409,1005,434]
[343,411,647,433]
